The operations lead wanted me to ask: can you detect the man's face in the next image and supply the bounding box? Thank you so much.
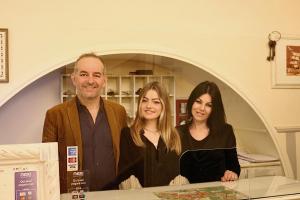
[71,57,106,101]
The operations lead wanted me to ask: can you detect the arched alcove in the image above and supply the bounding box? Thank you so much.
[0,52,286,177]
[100,53,279,157]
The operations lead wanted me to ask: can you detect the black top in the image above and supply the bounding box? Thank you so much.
[177,123,240,183]
[117,127,180,187]
[77,98,116,191]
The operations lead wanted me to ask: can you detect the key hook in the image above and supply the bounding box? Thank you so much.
[268,31,281,42]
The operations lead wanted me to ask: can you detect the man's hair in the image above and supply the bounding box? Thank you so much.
[73,53,106,73]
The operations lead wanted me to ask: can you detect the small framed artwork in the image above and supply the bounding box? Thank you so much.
[176,99,188,126]
[0,28,9,83]
[272,36,300,88]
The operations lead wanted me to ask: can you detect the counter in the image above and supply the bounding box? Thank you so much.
[61,176,300,199]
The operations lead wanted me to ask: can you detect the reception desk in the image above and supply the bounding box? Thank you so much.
[60,176,300,200]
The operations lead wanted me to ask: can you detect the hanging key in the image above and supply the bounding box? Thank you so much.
[267,31,281,61]
[267,40,277,61]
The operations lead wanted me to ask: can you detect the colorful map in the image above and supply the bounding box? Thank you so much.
[154,186,248,200]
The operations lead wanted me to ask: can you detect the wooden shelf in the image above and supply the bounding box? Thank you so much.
[61,74,176,124]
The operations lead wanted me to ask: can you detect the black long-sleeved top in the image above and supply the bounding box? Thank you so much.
[177,123,240,183]
[117,127,180,187]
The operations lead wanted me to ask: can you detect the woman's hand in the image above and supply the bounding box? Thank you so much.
[169,175,190,186]
[119,175,142,190]
[221,170,238,182]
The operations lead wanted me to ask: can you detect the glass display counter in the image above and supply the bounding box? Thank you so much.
[60,176,300,200]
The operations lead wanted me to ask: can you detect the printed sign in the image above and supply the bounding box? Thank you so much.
[67,146,78,171]
[67,170,89,199]
[15,171,37,200]
[71,190,86,200]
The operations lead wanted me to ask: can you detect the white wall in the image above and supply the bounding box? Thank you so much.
[0,0,299,177]
[0,70,60,143]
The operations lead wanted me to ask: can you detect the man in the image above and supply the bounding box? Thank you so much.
[42,53,127,193]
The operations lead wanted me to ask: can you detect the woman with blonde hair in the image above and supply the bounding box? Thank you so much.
[117,81,187,189]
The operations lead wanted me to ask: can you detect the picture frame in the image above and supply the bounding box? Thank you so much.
[272,36,300,88]
[176,99,188,126]
[0,142,60,200]
[0,28,9,83]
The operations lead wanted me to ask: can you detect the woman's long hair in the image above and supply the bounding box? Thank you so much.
[130,81,181,155]
[186,81,226,134]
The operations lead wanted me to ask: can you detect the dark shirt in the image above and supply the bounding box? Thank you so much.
[118,127,180,187]
[177,123,240,183]
[77,98,116,191]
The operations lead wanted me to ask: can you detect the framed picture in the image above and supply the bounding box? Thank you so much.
[272,36,300,88]
[176,99,188,126]
[0,142,60,200]
[0,28,9,82]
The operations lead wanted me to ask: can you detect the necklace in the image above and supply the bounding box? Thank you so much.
[143,127,160,148]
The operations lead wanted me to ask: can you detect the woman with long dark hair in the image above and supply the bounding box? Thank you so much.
[177,81,240,183]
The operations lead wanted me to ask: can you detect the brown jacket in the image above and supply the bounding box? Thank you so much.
[42,97,127,193]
